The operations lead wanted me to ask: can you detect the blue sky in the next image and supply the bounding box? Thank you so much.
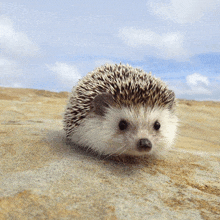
[0,0,220,101]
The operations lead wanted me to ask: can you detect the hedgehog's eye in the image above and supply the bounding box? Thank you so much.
[119,120,128,131]
[154,121,160,130]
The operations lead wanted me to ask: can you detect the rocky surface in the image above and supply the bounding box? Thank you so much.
[0,87,220,220]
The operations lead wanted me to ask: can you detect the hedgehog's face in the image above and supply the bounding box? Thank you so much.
[99,104,178,156]
[72,93,178,156]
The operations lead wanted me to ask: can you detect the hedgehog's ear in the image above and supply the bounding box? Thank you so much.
[93,93,115,116]
[168,90,176,110]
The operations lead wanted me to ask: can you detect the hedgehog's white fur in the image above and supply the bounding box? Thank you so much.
[63,63,178,156]
[69,105,178,156]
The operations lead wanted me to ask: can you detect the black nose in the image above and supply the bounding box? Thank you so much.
[137,138,152,152]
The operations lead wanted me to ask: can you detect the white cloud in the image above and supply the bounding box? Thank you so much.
[0,15,38,88]
[171,73,212,97]
[119,27,188,60]
[186,73,211,95]
[148,0,220,24]
[186,73,210,86]
[47,62,82,86]
[0,15,39,57]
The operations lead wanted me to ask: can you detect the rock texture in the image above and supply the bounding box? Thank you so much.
[0,87,220,220]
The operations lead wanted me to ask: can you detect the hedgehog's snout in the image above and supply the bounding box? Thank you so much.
[137,138,152,152]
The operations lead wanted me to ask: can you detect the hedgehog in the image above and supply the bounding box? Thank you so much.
[63,63,178,156]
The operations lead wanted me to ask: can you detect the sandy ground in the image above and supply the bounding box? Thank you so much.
[0,87,219,220]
